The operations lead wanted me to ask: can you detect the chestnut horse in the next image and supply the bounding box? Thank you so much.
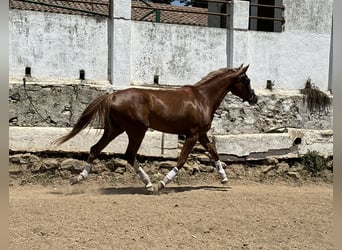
[54,64,257,192]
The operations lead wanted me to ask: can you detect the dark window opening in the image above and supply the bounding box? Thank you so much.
[191,0,208,8]
[208,2,228,28]
[249,0,284,32]
[25,67,31,77]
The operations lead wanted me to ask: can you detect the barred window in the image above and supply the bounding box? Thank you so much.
[249,0,284,32]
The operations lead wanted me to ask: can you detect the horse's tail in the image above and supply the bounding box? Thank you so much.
[53,93,112,145]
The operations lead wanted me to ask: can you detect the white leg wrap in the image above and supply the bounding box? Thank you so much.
[215,160,228,182]
[137,167,152,186]
[161,167,179,186]
[79,163,91,180]
[134,160,152,188]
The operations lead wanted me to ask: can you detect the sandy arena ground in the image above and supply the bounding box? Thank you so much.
[9,177,332,250]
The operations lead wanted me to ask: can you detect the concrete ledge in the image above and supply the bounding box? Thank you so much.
[214,128,333,160]
[9,127,333,161]
[9,127,178,158]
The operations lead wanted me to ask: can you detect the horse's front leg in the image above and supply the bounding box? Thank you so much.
[157,134,198,192]
[125,129,154,192]
[199,134,228,184]
[132,159,153,191]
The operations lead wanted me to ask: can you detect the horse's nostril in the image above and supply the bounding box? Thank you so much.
[249,95,258,105]
[255,96,258,103]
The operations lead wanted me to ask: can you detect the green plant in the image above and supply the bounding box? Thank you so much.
[300,78,331,113]
[301,150,327,177]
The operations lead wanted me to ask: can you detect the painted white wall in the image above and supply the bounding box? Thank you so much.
[109,0,132,86]
[231,0,332,90]
[9,0,333,90]
[9,10,108,81]
[284,0,333,33]
[233,30,331,90]
[130,22,228,85]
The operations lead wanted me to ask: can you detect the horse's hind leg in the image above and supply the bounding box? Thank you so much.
[70,127,123,185]
[158,134,198,191]
[199,134,227,184]
[125,129,153,191]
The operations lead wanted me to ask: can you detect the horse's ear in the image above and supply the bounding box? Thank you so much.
[235,64,247,76]
[242,64,249,73]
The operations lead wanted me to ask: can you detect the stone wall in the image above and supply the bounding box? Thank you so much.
[8,152,334,185]
[9,82,333,133]
[9,81,333,159]
[9,80,112,127]
[211,90,332,135]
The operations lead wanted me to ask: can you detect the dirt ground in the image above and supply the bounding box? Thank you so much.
[9,173,333,250]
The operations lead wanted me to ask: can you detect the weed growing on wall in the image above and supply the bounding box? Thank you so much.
[300,78,331,113]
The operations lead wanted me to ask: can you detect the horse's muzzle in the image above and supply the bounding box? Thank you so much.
[248,90,258,105]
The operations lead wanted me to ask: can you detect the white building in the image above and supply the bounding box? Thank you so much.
[9,0,333,90]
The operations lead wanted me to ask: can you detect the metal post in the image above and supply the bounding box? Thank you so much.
[156,9,161,23]
[328,17,333,93]
[108,0,114,84]
[227,0,234,67]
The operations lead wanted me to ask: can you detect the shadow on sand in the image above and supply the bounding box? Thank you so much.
[98,185,231,195]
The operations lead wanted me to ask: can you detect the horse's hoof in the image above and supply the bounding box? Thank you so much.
[145,183,154,193]
[157,181,166,192]
[221,177,228,185]
[69,177,79,185]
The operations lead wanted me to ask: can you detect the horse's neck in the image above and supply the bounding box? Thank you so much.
[197,76,235,112]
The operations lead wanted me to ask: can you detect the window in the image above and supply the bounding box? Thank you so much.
[208,2,229,28]
[249,0,284,32]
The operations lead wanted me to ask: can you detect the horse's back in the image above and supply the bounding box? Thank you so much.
[108,86,210,134]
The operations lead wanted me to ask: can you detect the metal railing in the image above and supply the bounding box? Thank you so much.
[132,0,231,27]
[249,1,285,24]
[12,0,285,28]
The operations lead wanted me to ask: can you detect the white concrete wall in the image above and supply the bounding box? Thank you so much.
[284,0,333,33]
[9,0,333,89]
[130,22,228,85]
[9,127,333,159]
[9,127,178,158]
[233,30,331,90]
[109,0,132,86]
[9,9,108,81]
[231,0,333,90]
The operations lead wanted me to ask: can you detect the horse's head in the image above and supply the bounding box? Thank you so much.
[230,64,258,105]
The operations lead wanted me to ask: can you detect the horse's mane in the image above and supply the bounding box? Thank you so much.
[194,67,239,86]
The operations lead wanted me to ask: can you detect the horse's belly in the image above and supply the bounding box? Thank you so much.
[149,116,209,135]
